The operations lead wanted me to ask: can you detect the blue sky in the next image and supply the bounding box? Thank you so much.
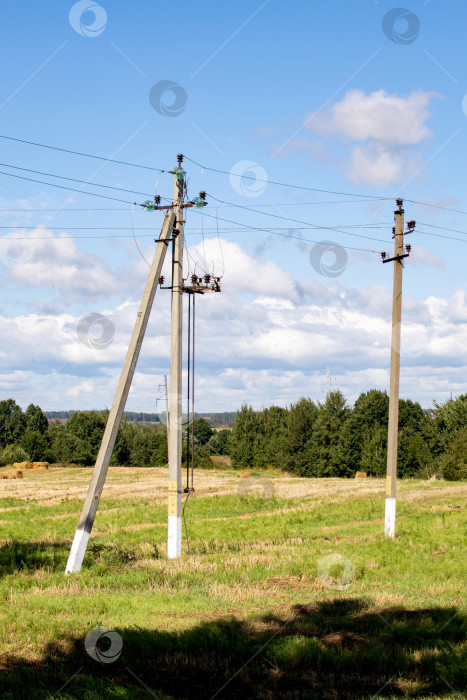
[0,0,466,412]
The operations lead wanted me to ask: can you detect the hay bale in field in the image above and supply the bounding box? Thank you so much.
[355,471,367,479]
[32,462,49,470]
[1,470,23,479]
[12,461,34,470]
[210,455,232,469]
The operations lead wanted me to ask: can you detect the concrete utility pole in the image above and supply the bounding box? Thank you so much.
[382,199,413,538]
[164,374,170,453]
[65,208,175,574]
[167,155,185,559]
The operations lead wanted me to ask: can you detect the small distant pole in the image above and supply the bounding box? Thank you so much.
[326,366,332,398]
[381,199,414,538]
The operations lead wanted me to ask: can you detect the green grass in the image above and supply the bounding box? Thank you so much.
[0,468,465,699]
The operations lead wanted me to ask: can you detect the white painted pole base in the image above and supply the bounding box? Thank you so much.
[384,497,396,538]
[65,529,90,574]
[167,515,182,559]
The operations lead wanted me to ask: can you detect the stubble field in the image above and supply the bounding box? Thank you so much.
[0,466,465,699]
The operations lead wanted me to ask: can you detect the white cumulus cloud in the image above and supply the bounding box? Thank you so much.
[0,238,464,412]
[309,89,436,147]
[292,89,440,186]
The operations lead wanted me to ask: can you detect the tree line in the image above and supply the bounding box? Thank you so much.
[0,391,466,479]
[0,399,225,469]
[44,409,237,427]
[45,410,162,423]
[229,390,467,480]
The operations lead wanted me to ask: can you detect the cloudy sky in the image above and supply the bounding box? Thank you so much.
[0,1,466,413]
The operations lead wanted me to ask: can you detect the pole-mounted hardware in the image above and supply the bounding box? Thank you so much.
[66,154,219,571]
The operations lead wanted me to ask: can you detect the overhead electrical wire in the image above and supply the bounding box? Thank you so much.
[414,229,467,244]
[0,208,130,212]
[199,195,388,245]
[190,208,380,253]
[0,226,166,230]
[1,139,466,249]
[405,199,467,217]
[0,134,167,173]
[1,200,466,247]
[184,155,391,201]
[0,161,156,198]
[0,169,135,204]
[217,199,388,207]
[3,227,467,245]
[0,223,392,231]
[131,203,151,266]
[0,233,164,240]
[2,135,467,217]
[184,243,210,277]
[195,193,467,247]
[186,155,467,217]
[215,206,225,277]
[417,221,467,237]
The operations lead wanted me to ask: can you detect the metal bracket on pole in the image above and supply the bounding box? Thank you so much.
[382,253,409,264]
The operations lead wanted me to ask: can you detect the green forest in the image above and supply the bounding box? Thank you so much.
[0,390,466,480]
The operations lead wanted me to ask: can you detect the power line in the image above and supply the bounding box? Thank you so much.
[0,226,166,230]
[186,155,467,217]
[202,193,388,244]
[2,135,466,217]
[2,227,467,245]
[0,134,166,173]
[0,228,387,242]
[417,221,467,237]
[0,161,155,197]
[0,223,391,231]
[191,208,380,253]
[0,169,135,204]
[131,203,151,266]
[184,154,391,200]
[212,198,389,207]
[0,208,130,212]
[405,199,467,217]
[0,233,165,240]
[416,229,467,244]
[2,146,465,248]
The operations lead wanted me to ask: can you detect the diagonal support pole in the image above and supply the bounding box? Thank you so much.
[65,210,176,573]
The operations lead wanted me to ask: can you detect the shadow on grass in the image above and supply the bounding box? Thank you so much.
[0,540,69,577]
[0,599,465,699]
[0,540,147,579]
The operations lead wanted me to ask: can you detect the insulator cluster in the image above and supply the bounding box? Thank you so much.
[187,274,221,291]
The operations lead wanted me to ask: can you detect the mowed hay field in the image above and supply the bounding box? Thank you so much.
[0,467,465,699]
